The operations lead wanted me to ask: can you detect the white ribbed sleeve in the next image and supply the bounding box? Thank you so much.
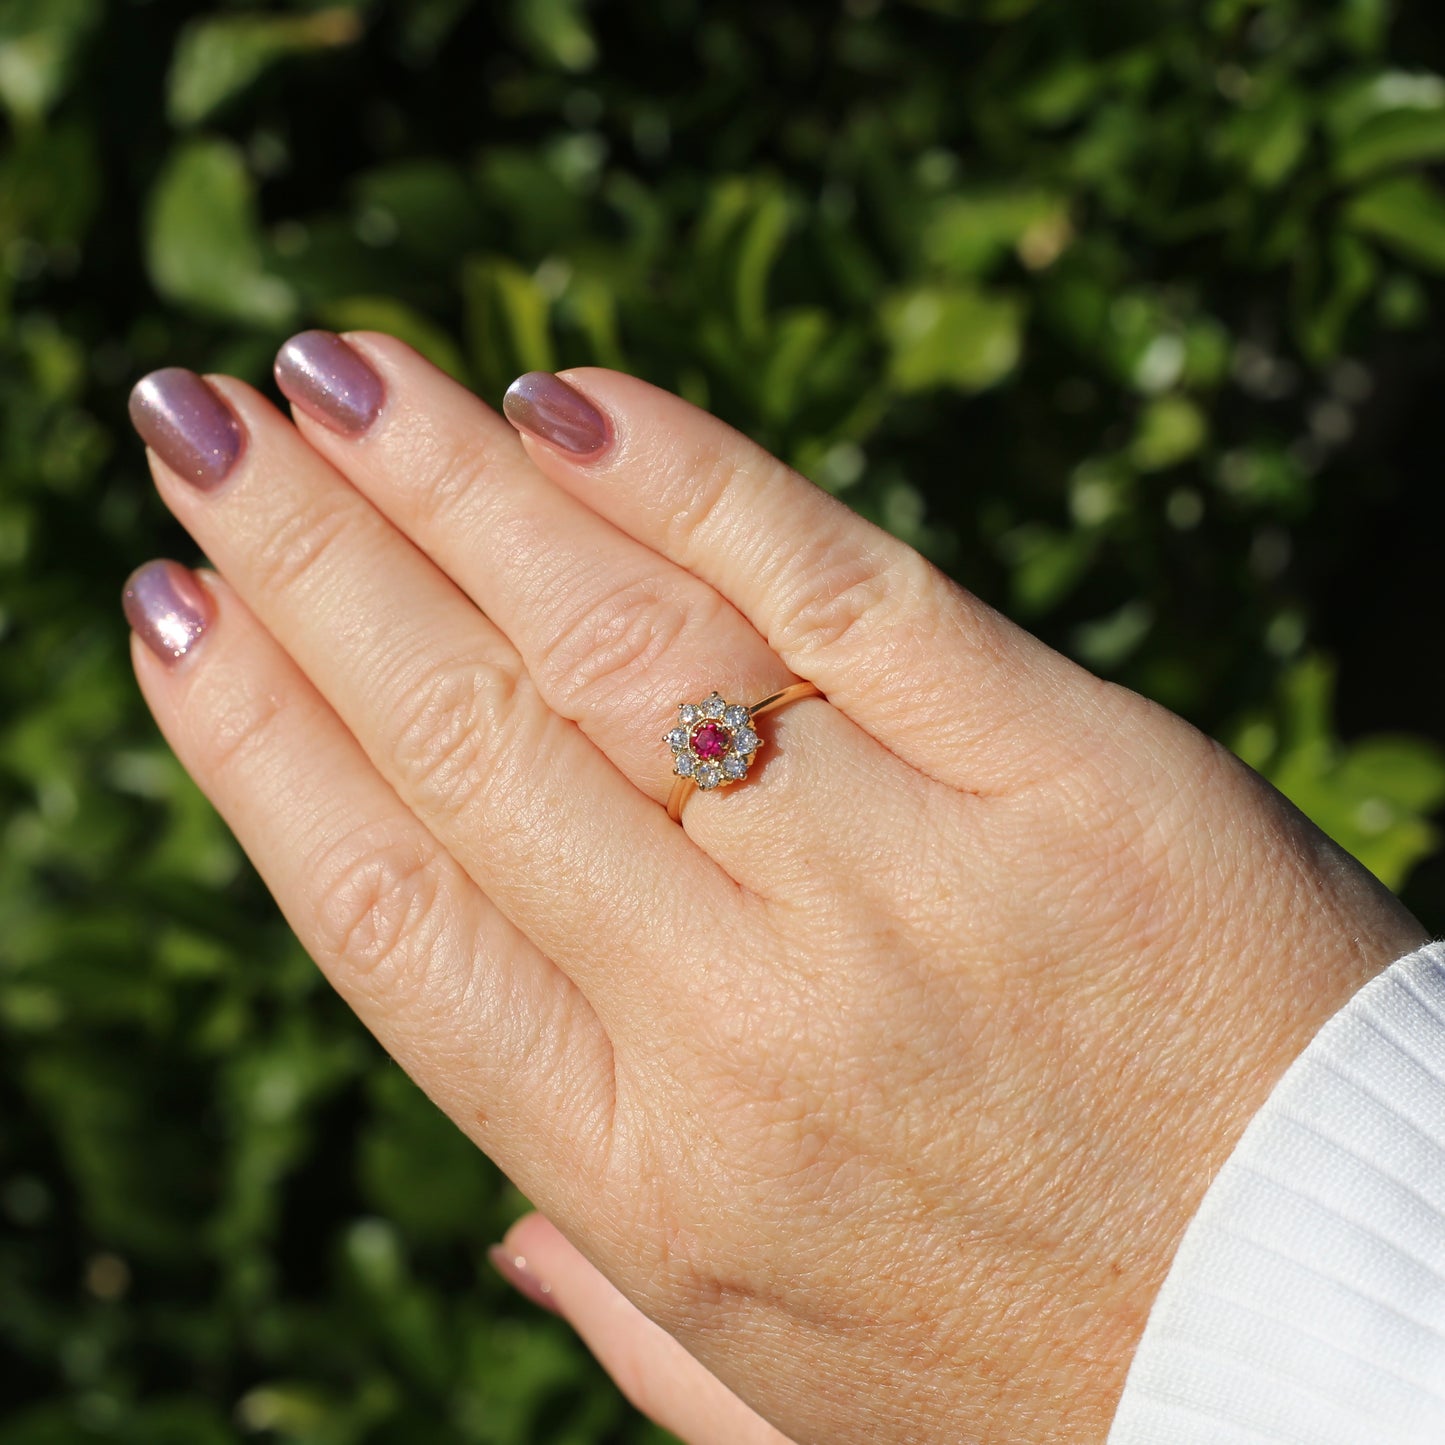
[1108,939,1445,1444]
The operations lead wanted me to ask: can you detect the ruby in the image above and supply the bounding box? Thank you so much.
[691,721,730,760]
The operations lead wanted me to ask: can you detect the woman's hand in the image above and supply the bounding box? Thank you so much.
[123,334,1425,1443]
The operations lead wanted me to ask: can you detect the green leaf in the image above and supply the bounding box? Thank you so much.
[1336,106,1445,182]
[997,524,1097,615]
[1337,736,1445,814]
[462,255,555,396]
[1377,269,1430,329]
[881,286,1024,393]
[1230,657,1445,891]
[1214,444,1313,515]
[1130,395,1208,471]
[0,0,100,123]
[565,275,627,370]
[0,119,98,251]
[144,138,296,326]
[167,9,363,128]
[1297,231,1378,363]
[317,296,469,381]
[1325,70,1445,138]
[351,159,483,265]
[0,1400,236,1445]
[1014,55,1100,128]
[1071,600,1154,671]
[358,1069,498,1238]
[1217,90,1311,190]
[922,187,1072,276]
[231,1383,355,1441]
[693,178,795,344]
[22,1046,207,1256]
[1342,174,1445,271]
[508,0,596,72]
[397,0,477,62]
[735,186,793,343]
[1333,0,1391,54]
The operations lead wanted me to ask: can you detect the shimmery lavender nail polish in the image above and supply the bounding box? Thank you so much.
[128,369,243,490]
[122,560,215,664]
[274,330,385,437]
[502,372,611,459]
[487,1245,560,1315]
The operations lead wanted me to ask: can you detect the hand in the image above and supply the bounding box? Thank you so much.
[123,334,1425,1442]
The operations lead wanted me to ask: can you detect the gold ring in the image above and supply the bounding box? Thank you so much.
[664,681,822,822]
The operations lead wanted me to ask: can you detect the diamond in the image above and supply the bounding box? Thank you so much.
[669,694,774,799]
[691,721,730,760]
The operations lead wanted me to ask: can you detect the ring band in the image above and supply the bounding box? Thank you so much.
[665,681,822,822]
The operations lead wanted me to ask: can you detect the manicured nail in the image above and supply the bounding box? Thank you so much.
[122,560,215,664]
[502,372,610,459]
[128,368,243,490]
[488,1244,560,1315]
[274,329,385,437]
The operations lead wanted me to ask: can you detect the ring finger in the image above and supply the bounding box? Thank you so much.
[269,331,928,889]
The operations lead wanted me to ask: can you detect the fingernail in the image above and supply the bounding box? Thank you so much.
[128,368,243,490]
[122,560,215,665]
[274,330,385,437]
[502,372,610,459]
[488,1244,561,1315]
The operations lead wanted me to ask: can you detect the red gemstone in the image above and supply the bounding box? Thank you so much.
[691,721,729,760]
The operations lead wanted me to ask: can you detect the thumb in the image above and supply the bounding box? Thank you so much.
[491,1213,793,1445]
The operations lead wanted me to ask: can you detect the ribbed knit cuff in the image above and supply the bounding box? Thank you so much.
[1109,939,1445,1444]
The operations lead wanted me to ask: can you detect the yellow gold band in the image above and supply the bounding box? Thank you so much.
[666,680,822,823]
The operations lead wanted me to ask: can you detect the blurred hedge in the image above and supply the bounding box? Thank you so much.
[4,1,1445,1440]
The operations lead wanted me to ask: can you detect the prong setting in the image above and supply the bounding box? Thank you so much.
[667,690,763,793]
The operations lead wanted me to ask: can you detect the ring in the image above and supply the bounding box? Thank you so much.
[664,681,822,822]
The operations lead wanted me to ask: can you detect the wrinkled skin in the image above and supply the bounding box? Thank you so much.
[128,337,1425,1442]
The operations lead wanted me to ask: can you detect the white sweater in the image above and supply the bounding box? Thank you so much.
[1109,939,1445,1442]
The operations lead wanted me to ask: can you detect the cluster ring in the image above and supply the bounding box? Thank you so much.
[664,681,822,822]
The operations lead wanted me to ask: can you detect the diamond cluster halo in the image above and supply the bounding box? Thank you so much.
[665,690,763,792]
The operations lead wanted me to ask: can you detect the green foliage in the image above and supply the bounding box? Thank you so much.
[1232,656,1445,888]
[167,9,364,128]
[3,0,1445,1439]
[146,138,298,326]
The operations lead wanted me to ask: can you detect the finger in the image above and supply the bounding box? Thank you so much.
[126,368,736,1031]
[494,1214,794,1445]
[502,369,1116,793]
[272,331,919,888]
[270,330,798,809]
[123,561,614,1189]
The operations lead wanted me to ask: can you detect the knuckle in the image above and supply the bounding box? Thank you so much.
[386,658,523,819]
[308,825,447,999]
[254,494,356,598]
[400,422,510,532]
[195,665,289,781]
[664,433,788,559]
[772,537,929,663]
[538,571,699,707]
[625,1185,754,1334]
